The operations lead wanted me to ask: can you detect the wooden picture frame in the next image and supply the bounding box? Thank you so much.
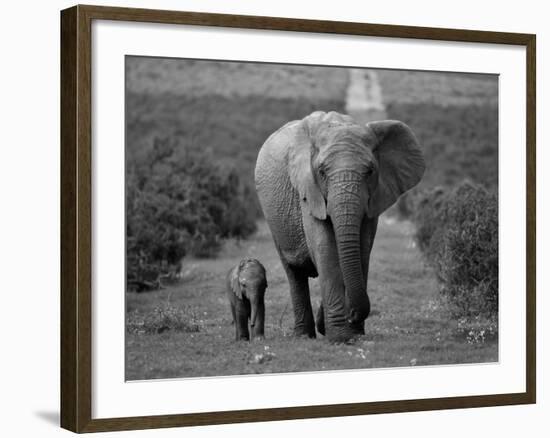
[60,4,536,433]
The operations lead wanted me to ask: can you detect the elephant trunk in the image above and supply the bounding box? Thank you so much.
[329,173,370,326]
[250,295,265,338]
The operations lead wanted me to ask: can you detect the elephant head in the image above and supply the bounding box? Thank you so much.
[289,111,425,330]
[230,258,268,329]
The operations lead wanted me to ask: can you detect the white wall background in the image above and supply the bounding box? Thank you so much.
[0,0,545,436]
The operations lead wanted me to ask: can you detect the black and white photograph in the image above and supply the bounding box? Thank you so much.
[2,0,546,434]
[125,57,499,380]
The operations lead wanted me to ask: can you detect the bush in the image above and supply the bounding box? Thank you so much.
[412,181,498,317]
[127,93,346,218]
[126,304,201,334]
[126,136,257,288]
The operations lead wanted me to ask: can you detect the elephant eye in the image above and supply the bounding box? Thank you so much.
[319,168,326,178]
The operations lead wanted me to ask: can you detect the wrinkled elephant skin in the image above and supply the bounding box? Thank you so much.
[255,111,425,343]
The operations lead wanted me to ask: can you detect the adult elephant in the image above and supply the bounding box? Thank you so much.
[254,111,425,343]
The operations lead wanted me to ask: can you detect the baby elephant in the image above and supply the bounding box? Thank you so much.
[226,258,268,341]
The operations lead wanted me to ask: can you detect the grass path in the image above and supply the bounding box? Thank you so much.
[126,219,497,380]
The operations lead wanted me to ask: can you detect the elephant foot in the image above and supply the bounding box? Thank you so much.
[325,321,365,344]
[293,324,316,339]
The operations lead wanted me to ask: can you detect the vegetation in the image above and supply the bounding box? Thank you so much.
[125,220,497,380]
[126,57,349,101]
[126,136,257,289]
[376,70,498,107]
[127,304,201,334]
[412,182,498,318]
[125,61,347,289]
[385,99,498,320]
[127,93,346,217]
[124,64,499,378]
[387,102,498,191]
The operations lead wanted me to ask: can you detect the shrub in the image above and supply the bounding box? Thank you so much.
[126,93,347,218]
[126,136,257,288]
[126,304,201,334]
[457,315,498,345]
[411,186,448,257]
[412,181,498,317]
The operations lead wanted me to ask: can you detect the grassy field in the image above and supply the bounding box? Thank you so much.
[126,58,349,164]
[376,69,498,107]
[126,218,497,380]
[127,57,350,99]
[377,69,498,190]
[387,102,498,190]
[125,64,499,380]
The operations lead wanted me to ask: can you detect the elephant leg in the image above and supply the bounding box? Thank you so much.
[236,300,250,341]
[316,302,325,336]
[283,263,316,338]
[318,264,352,342]
[230,303,238,340]
[230,302,236,325]
[252,301,265,339]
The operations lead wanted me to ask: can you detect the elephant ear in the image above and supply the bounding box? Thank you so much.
[366,120,425,217]
[287,120,327,220]
[230,265,244,299]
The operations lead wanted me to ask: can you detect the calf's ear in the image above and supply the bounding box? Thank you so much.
[230,266,244,299]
